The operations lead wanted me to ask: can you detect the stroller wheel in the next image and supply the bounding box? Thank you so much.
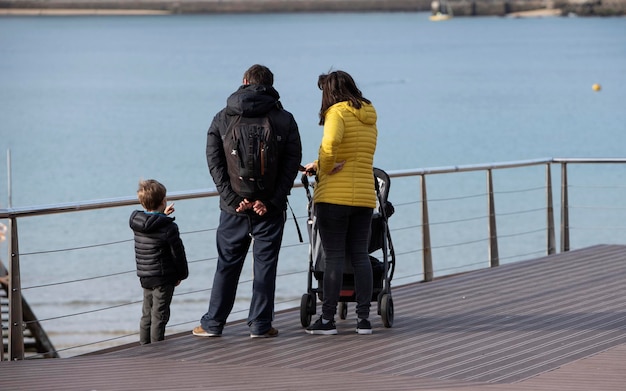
[300,293,315,327]
[338,302,348,320]
[380,293,394,328]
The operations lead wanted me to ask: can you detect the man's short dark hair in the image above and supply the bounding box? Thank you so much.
[244,64,274,86]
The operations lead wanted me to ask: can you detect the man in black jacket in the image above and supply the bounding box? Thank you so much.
[193,64,302,338]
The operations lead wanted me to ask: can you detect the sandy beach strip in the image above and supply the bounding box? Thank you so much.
[506,8,563,17]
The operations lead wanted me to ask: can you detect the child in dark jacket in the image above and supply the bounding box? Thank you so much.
[129,179,188,344]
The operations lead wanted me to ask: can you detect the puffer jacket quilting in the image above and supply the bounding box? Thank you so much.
[313,101,378,208]
[129,210,188,288]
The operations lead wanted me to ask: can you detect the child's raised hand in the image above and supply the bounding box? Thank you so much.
[164,203,175,215]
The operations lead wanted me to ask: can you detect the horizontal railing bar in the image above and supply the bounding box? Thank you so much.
[387,158,553,178]
[3,157,626,220]
[0,189,220,219]
[553,157,626,164]
[0,185,312,219]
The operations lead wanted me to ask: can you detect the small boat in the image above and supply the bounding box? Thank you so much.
[430,11,453,21]
[429,0,453,21]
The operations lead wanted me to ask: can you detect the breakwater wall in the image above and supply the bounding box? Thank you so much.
[1,0,625,16]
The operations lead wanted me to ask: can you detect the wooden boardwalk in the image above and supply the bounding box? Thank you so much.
[1,244,625,390]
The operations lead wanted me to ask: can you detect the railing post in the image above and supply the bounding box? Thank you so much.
[8,217,24,360]
[420,174,433,282]
[560,163,570,252]
[487,169,499,267]
[546,163,556,254]
[0,223,4,362]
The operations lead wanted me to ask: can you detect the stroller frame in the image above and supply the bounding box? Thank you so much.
[299,167,396,328]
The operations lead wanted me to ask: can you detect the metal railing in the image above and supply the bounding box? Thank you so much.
[2,157,626,360]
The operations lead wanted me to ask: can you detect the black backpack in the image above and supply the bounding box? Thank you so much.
[223,115,279,199]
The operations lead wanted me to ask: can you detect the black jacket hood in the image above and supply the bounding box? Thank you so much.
[225,84,281,118]
[129,210,174,234]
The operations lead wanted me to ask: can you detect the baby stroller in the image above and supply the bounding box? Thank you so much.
[299,167,396,328]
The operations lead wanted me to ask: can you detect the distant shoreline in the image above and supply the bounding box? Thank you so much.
[0,0,625,16]
[2,0,430,16]
[0,8,171,15]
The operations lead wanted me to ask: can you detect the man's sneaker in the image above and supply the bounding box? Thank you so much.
[306,317,337,335]
[356,318,373,335]
[192,325,222,337]
[250,327,279,338]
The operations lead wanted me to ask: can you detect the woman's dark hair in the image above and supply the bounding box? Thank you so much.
[244,64,274,86]
[317,70,370,125]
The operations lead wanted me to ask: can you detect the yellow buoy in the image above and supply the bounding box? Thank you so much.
[592,83,601,91]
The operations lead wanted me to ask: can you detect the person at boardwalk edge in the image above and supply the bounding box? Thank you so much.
[129,179,189,344]
[303,70,378,335]
[193,64,302,338]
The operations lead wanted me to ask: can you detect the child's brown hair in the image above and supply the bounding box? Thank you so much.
[137,179,166,211]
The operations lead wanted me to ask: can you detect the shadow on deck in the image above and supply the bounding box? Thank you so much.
[1,244,625,390]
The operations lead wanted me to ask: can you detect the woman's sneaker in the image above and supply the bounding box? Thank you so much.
[306,317,337,335]
[356,318,372,335]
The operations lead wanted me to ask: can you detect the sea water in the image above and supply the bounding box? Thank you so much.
[1,12,625,356]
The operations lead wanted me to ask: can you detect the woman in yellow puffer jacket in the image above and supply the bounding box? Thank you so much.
[303,70,378,336]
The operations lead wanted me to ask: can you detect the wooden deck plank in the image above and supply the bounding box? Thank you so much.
[1,244,625,390]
